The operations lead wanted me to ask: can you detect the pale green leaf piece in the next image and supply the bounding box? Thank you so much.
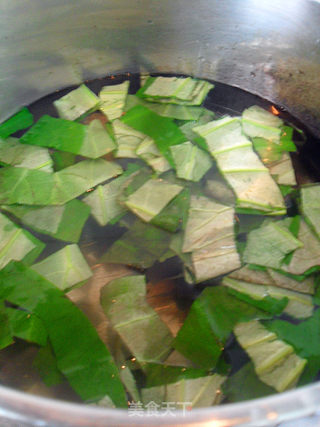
[141,374,226,408]
[52,159,123,205]
[125,95,204,120]
[125,179,183,222]
[170,141,212,182]
[140,76,214,106]
[193,117,285,214]
[0,167,54,206]
[0,137,53,172]
[136,137,171,173]
[0,160,122,206]
[1,199,90,243]
[242,106,283,143]
[99,81,130,121]
[182,196,241,282]
[112,119,147,158]
[100,275,174,363]
[31,244,92,291]
[80,119,116,158]
[268,152,297,186]
[223,277,314,319]
[234,320,306,392]
[301,184,320,240]
[83,169,139,227]
[281,219,320,276]
[229,265,315,295]
[243,220,303,270]
[53,84,100,121]
[0,213,42,270]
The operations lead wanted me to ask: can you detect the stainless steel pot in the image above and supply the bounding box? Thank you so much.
[0,0,320,425]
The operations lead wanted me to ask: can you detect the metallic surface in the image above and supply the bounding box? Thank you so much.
[0,0,320,425]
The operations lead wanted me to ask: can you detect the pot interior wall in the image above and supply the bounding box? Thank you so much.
[0,0,320,134]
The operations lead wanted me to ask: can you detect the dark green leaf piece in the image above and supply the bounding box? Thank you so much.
[122,105,186,166]
[223,363,274,403]
[173,286,270,369]
[0,108,33,139]
[6,308,47,346]
[33,343,65,387]
[100,220,171,269]
[145,363,209,387]
[0,262,127,406]
[150,188,190,232]
[20,115,86,153]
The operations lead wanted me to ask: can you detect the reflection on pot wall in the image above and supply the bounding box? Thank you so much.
[0,0,320,136]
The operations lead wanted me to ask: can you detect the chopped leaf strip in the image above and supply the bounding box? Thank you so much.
[100,220,171,269]
[0,137,53,172]
[112,119,147,159]
[125,95,204,120]
[280,219,320,275]
[53,84,100,121]
[234,320,306,392]
[223,363,274,403]
[173,286,271,369]
[182,196,240,282]
[194,117,285,214]
[100,275,173,363]
[145,363,209,387]
[137,76,214,106]
[265,309,320,383]
[0,212,44,270]
[170,141,212,182]
[0,302,14,349]
[6,308,47,346]
[0,262,127,406]
[243,220,303,269]
[151,188,190,233]
[33,343,65,387]
[125,178,183,223]
[20,115,86,154]
[52,159,123,205]
[301,184,320,240]
[122,105,187,165]
[32,244,92,291]
[99,81,129,120]
[2,199,90,243]
[268,153,297,186]
[141,374,225,408]
[20,115,115,159]
[242,106,283,142]
[136,137,171,173]
[83,165,140,226]
[223,277,314,319]
[0,107,33,139]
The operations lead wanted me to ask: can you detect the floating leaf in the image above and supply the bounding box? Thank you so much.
[53,84,100,121]
[125,178,183,223]
[32,244,92,291]
[170,141,212,182]
[0,137,53,172]
[99,81,129,120]
[0,262,127,405]
[100,220,171,269]
[101,275,173,363]
[173,286,270,369]
[2,199,90,243]
[234,320,306,392]
[0,107,33,138]
[242,106,283,142]
[0,212,44,270]
[122,105,186,165]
